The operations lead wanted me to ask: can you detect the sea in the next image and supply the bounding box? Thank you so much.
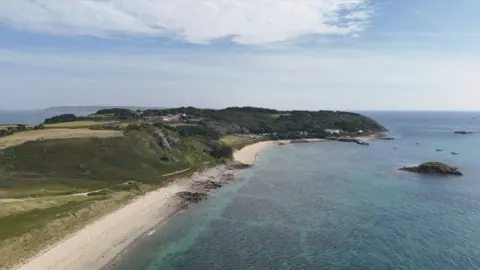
[4,111,480,269]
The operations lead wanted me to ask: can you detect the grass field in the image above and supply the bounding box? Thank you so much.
[87,113,114,119]
[44,121,115,129]
[0,129,122,150]
[167,122,196,127]
[220,135,252,145]
[0,124,33,130]
[0,192,137,270]
[0,125,17,129]
[220,135,266,151]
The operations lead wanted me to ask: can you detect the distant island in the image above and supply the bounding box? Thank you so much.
[399,162,464,176]
[42,106,167,116]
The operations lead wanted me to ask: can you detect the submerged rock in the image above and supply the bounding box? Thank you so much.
[399,162,464,176]
[454,131,475,135]
[202,180,223,190]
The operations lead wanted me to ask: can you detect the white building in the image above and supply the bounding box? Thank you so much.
[324,129,342,134]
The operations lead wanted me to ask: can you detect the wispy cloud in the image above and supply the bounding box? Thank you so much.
[1,48,480,110]
[0,0,372,45]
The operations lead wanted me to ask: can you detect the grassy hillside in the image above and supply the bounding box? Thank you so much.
[0,129,122,150]
[0,129,216,198]
[44,121,116,128]
[0,125,228,268]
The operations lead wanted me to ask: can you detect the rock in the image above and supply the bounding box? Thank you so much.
[202,180,222,190]
[220,173,235,183]
[454,131,475,135]
[336,137,358,143]
[399,162,464,176]
[176,191,207,203]
[290,139,310,144]
[226,163,253,170]
[154,130,172,150]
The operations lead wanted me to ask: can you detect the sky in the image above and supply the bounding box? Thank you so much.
[1,0,480,111]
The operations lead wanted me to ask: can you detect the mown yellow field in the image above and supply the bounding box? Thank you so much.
[0,129,123,149]
[220,135,251,145]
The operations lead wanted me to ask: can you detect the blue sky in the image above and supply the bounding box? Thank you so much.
[1,0,479,110]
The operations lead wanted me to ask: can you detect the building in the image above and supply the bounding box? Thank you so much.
[324,129,342,134]
[159,113,186,122]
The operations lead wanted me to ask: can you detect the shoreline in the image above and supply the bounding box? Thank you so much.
[13,165,238,270]
[13,134,378,270]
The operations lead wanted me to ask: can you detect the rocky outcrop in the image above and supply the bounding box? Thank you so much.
[192,180,223,191]
[226,163,253,170]
[454,131,475,135]
[333,137,369,145]
[154,129,171,150]
[399,162,464,176]
[176,191,207,203]
[290,139,310,144]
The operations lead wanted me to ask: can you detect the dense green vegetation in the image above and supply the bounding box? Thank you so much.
[44,113,80,124]
[0,124,43,137]
[140,106,386,137]
[95,108,137,119]
[0,126,225,198]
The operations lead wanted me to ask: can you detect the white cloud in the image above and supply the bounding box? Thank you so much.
[0,0,372,44]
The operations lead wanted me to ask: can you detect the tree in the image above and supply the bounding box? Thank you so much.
[34,124,45,130]
[16,124,27,132]
[209,144,233,159]
[44,114,78,124]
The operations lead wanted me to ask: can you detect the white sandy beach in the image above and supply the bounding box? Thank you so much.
[13,136,374,270]
[232,140,282,164]
[13,166,228,270]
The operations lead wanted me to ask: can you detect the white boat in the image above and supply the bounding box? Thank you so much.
[451,151,458,155]
[416,141,421,144]
[436,149,442,152]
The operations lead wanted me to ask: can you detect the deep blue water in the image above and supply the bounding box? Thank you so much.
[0,110,48,125]
[108,112,479,269]
[0,109,100,125]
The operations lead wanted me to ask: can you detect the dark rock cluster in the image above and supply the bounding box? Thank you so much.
[227,163,253,170]
[176,191,208,203]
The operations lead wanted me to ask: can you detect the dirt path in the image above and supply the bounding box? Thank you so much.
[161,168,191,177]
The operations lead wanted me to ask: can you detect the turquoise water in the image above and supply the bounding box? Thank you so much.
[109,112,480,270]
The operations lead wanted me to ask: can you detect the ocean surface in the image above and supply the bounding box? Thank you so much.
[0,109,99,125]
[107,111,480,270]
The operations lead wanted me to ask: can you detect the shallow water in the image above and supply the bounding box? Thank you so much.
[110,112,480,270]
